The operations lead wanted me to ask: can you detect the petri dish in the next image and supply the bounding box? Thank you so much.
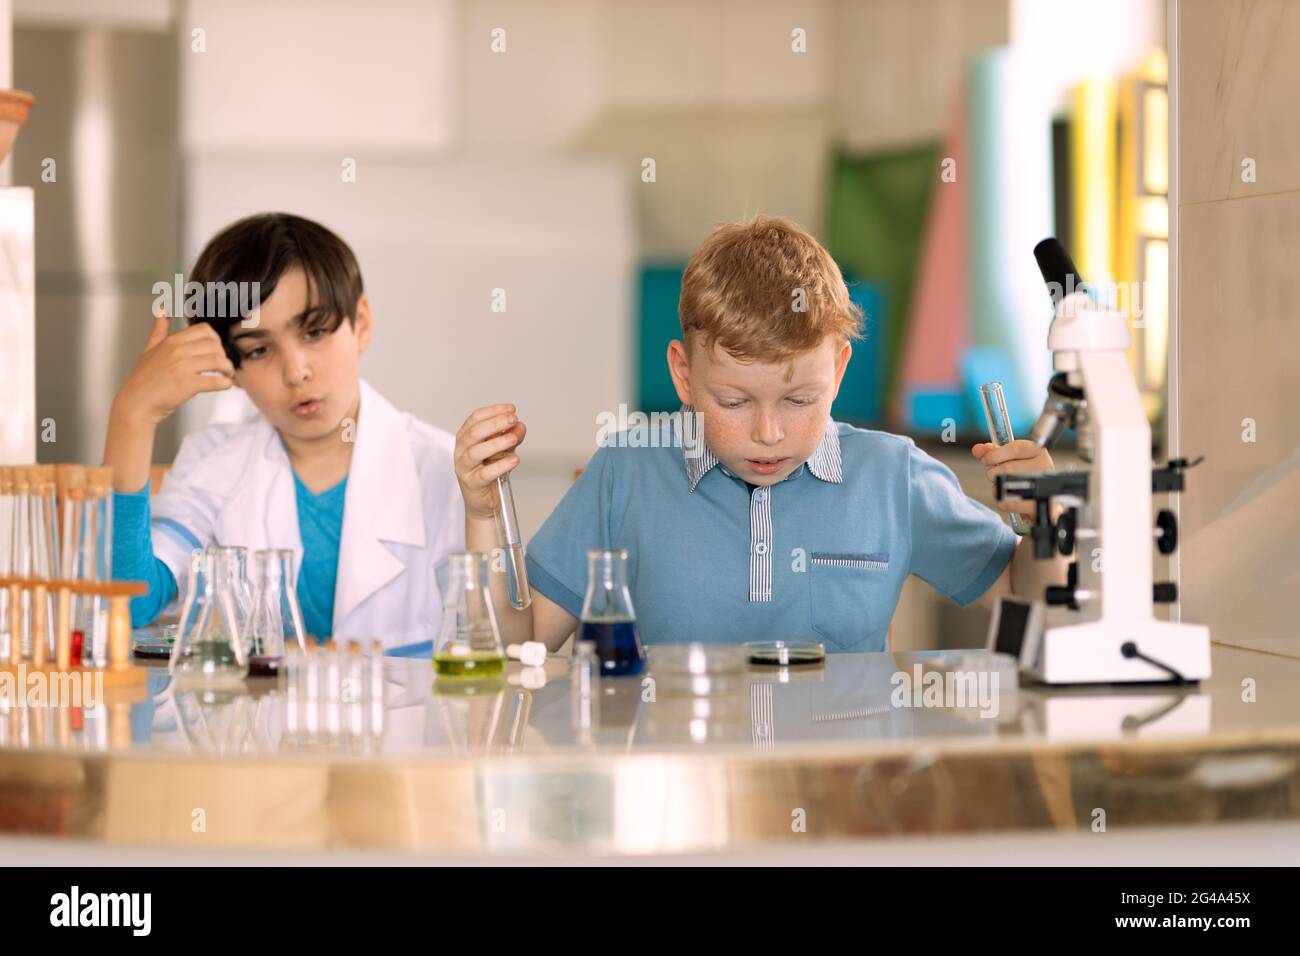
[132,624,179,660]
[647,643,745,696]
[744,640,825,666]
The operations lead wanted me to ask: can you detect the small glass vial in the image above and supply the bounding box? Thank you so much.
[577,549,646,677]
[570,640,601,737]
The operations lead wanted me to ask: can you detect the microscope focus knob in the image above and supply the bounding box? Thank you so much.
[1045,585,1077,608]
[1155,509,1178,555]
[1054,509,1077,556]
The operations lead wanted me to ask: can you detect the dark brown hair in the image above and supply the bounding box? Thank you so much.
[187,212,363,367]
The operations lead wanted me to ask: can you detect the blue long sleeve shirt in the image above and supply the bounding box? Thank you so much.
[113,484,179,626]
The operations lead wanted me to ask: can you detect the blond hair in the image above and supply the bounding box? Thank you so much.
[679,216,863,362]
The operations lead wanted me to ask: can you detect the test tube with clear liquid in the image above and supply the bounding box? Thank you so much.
[494,475,531,610]
[979,382,1033,535]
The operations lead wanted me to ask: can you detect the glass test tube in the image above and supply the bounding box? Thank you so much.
[494,475,532,609]
[978,382,1033,535]
[86,467,114,666]
[56,465,87,668]
[0,467,13,662]
[13,467,33,660]
[31,466,59,663]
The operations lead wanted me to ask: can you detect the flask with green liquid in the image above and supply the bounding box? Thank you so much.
[433,551,507,679]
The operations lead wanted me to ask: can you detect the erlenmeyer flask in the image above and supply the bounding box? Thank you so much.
[171,546,248,686]
[244,549,307,678]
[577,548,646,676]
[430,682,535,755]
[433,551,506,679]
[214,545,253,635]
[171,686,252,754]
[178,548,204,634]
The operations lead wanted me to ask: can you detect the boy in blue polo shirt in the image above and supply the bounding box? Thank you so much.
[454,216,1064,653]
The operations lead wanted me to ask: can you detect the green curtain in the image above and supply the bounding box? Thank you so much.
[825,143,940,403]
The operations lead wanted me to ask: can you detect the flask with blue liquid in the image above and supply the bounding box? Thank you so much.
[577,549,645,677]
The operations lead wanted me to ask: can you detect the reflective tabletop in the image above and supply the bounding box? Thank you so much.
[2,643,1299,854]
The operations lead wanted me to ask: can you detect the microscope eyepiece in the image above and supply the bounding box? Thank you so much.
[1034,238,1087,307]
[1046,372,1085,401]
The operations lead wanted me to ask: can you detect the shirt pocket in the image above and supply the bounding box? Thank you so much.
[808,551,894,651]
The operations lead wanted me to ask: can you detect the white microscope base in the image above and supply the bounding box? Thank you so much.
[1029,619,1212,685]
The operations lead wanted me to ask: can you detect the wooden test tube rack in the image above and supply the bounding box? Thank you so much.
[0,576,149,687]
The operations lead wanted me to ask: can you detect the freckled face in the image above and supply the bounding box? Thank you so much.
[667,335,851,485]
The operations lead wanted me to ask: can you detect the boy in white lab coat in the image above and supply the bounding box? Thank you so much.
[104,213,463,650]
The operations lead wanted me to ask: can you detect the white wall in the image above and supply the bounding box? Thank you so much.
[171,0,1167,532]
[0,188,34,462]
[176,0,633,475]
[181,155,633,463]
[180,0,456,155]
[833,0,1010,151]
[0,0,11,188]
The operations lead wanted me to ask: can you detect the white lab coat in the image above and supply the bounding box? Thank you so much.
[151,379,464,650]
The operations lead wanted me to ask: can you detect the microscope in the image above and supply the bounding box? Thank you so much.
[989,238,1211,685]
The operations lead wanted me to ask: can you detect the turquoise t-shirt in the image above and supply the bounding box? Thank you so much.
[292,471,347,641]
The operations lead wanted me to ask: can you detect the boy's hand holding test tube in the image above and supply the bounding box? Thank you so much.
[969,439,1056,518]
[971,380,1054,529]
[453,403,526,521]
[454,405,577,651]
[452,403,532,609]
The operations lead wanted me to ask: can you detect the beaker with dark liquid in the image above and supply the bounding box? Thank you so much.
[244,549,307,677]
[577,548,645,677]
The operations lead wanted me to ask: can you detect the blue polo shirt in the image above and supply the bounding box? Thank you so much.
[524,409,1017,653]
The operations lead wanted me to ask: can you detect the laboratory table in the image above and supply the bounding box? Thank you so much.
[1,642,1299,857]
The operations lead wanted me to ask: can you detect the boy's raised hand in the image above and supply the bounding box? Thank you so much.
[113,311,235,427]
[104,311,236,493]
[454,404,527,520]
[971,439,1055,516]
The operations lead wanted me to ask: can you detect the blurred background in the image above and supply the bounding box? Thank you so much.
[7,0,1200,650]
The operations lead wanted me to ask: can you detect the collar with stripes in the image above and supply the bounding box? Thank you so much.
[680,404,843,492]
